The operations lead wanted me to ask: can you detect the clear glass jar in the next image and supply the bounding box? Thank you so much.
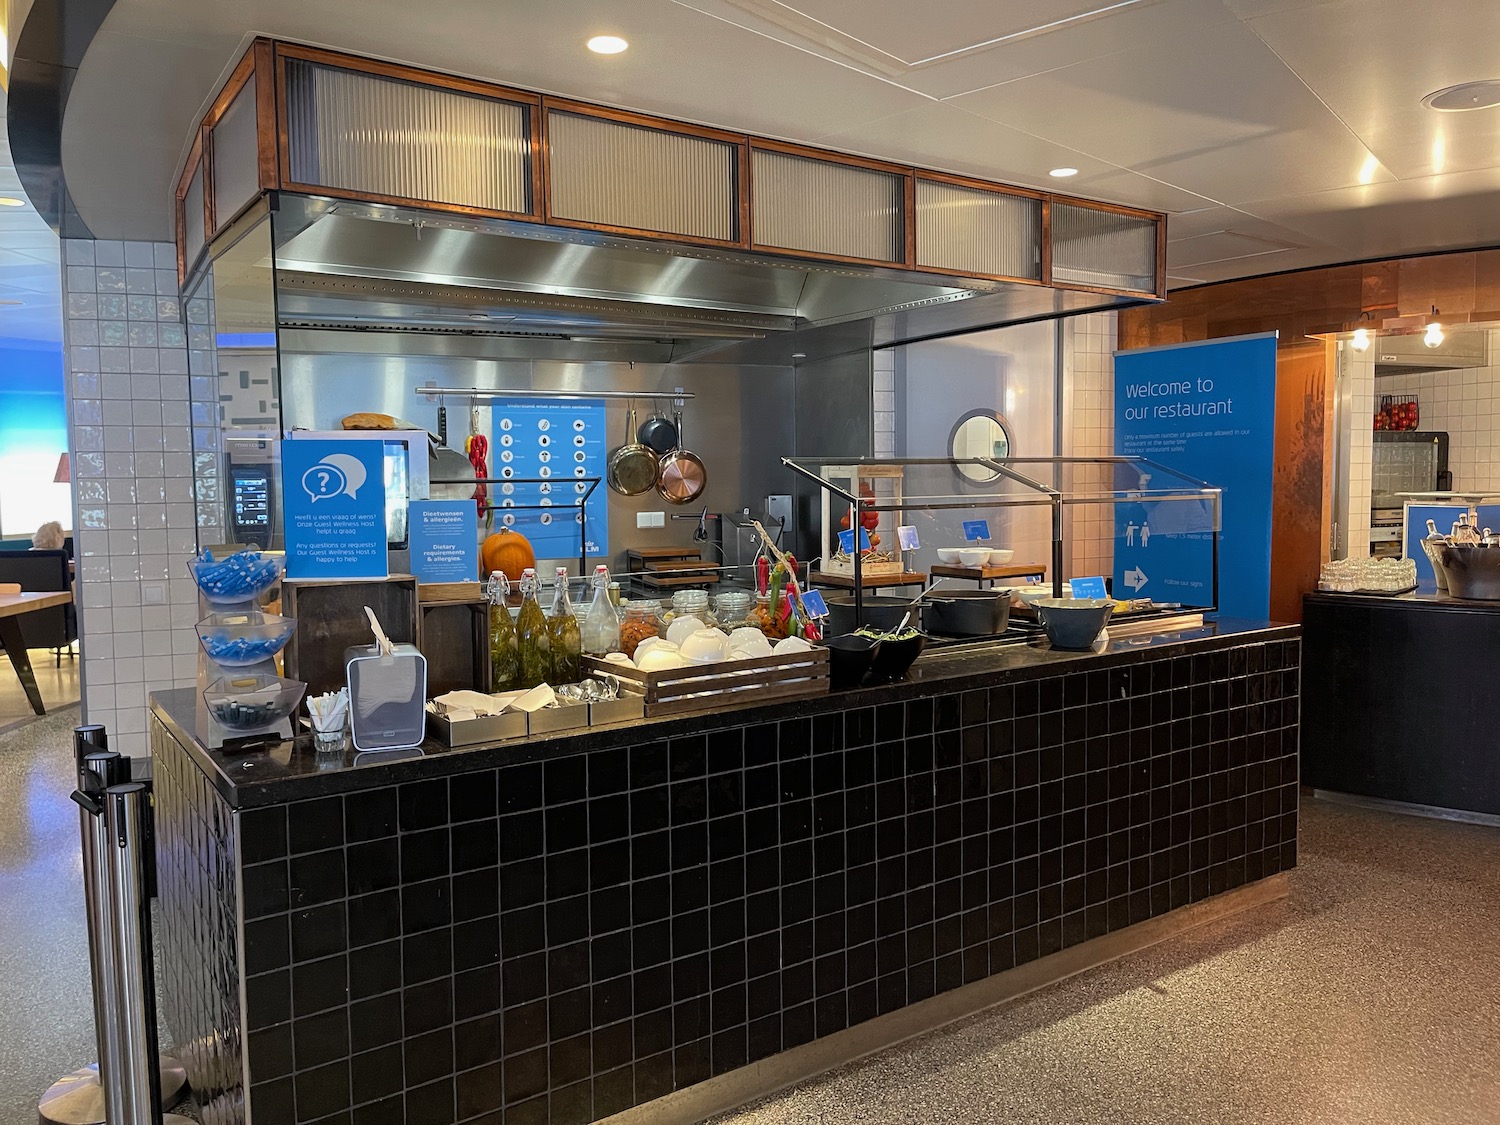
[715,590,755,629]
[619,600,666,658]
[668,588,716,628]
[749,593,791,640]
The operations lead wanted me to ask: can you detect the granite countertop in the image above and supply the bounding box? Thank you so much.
[151,617,1298,808]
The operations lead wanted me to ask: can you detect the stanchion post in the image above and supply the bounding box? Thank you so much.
[101,781,163,1125]
[38,728,189,1125]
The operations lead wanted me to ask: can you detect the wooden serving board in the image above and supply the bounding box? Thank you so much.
[929,563,1048,582]
[810,570,927,590]
[584,648,828,717]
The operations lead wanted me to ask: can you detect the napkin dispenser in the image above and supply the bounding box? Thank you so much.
[345,606,427,752]
[346,642,427,751]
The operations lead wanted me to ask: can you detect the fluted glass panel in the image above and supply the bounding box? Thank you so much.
[211,75,260,230]
[547,111,736,241]
[285,59,531,213]
[183,167,205,266]
[1051,203,1157,292]
[915,179,1039,279]
[752,149,902,262]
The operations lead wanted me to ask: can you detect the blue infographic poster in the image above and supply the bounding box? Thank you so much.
[281,439,388,579]
[1114,334,1278,618]
[1404,503,1500,591]
[488,398,610,559]
[409,500,479,584]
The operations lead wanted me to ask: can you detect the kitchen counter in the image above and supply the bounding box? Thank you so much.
[150,619,1300,1125]
[153,617,1297,810]
[1302,591,1500,818]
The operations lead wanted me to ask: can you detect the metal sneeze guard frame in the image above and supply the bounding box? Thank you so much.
[781,455,1222,622]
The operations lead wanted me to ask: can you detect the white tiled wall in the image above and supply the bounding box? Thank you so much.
[1061,311,1117,578]
[1338,343,1376,559]
[1378,327,1500,493]
[63,239,203,756]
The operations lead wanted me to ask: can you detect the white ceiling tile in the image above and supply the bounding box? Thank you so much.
[1240,167,1500,262]
[737,0,1127,66]
[952,20,1395,205]
[1243,0,1500,179]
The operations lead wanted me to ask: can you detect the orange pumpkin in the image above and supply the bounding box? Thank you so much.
[481,528,536,582]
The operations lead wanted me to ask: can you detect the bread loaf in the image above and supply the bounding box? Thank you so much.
[341,412,397,431]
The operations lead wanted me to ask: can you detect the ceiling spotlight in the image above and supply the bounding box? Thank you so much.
[1351,328,1371,351]
[587,35,629,54]
[1049,167,1079,178]
[1422,79,1500,112]
[1424,322,1445,348]
[0,197,25,207]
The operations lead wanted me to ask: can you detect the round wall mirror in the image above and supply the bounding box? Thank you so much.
[949,410,1012,483]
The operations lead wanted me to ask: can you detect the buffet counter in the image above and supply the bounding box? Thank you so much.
[151,619,1300,1125]
[1303,591,1500,818]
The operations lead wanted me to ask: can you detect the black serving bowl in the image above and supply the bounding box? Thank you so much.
[824,633,881,690]
[867,632,927,682]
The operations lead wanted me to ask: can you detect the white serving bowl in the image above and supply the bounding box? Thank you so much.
[680,628,730,665]
[665,615,705,647]
[728,632,773,659]
[957,548,990,567]
[987,548,1014,565]
[636,642,686,671]
[772,636,813,654]
[1017,584,1072,606]
[936,547,963,564]
[603,652,634,667]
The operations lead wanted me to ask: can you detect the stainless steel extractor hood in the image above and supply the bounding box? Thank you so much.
[1374,331,1489,375]
[262,194,1148,364]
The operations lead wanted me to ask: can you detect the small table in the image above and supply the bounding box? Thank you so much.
[0,590,73,715]
[808,570,928,591]
[929,562,1048,589]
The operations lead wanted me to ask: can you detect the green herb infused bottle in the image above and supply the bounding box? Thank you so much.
[548,566,583,685]
[515,567,552,689]
[487,571,519,692]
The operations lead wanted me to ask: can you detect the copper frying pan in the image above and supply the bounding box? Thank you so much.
[656,408,707,505]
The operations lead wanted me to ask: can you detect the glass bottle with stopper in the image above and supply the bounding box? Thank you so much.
[515,568,552,689]
[548,566,583,684]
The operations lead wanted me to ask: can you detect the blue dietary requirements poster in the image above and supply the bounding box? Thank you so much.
[488,398,609,559]
[409,500,479,584]
[281,439,388,579]
[1113,333,1278,619]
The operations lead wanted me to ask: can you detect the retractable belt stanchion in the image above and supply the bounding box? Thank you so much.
[37,726,191,1125]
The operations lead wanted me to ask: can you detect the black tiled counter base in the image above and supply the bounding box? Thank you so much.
[152,718,248,1122]
[152,637,1301,1125]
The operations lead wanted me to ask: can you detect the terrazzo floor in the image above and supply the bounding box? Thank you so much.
[710,797,1500,1125]
[3,713,1498,1125]
[0,649,80,733]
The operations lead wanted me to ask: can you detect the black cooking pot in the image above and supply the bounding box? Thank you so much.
[924,589,1011,636]
[825,594,919,637]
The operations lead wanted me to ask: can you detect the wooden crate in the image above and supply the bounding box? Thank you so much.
[584,648,829,717]
[282,575,418,697]
[417,598,488,696]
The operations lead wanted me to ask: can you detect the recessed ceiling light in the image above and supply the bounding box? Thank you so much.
[587,35,628,54]
[1049,167,1079,178]
[0,197,25,207]
[1422,79,1500,112]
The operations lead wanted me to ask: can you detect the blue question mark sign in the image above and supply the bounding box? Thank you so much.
[302,463,348,503]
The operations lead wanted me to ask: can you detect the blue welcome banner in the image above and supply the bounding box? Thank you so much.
[1114,334,1278,618]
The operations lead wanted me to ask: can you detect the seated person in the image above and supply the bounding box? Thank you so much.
[32,521,65,551]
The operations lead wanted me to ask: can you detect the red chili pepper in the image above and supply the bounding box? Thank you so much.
[756,555,770,595]
[468,434,489,526]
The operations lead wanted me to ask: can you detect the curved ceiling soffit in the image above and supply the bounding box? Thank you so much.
[7,0,119,236]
